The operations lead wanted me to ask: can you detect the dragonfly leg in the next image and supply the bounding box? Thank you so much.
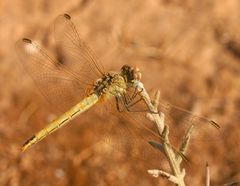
[115,91,159,114]
[129,86,139,101]
[115,96,136,112]
[126,86,144,104]
[115,96,141,112]
[124,93,159,114]
[118,94,149,113]
[115,97,124,112]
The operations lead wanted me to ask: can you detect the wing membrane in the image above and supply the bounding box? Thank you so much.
[54,14,105,82]
[15,14,105,112]
[16,38,93,112]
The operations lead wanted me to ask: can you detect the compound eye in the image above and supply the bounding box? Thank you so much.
[133,67,142,80]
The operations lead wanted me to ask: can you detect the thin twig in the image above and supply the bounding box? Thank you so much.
[148,169,180,184]
[152,90,161,107]
[206,162,210,186]
[134,80,186,186]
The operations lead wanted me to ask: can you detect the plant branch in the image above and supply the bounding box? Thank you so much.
[148,169,182,184]
[134,81,186,186]
[205,162,210,186]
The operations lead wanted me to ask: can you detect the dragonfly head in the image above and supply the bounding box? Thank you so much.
[120,65,142,85]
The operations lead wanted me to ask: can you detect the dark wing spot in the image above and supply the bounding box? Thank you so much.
[210,120,220,129]
[63,14,71,20]
[22,38,32,43]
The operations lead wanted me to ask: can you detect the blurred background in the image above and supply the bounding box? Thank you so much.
[1,0,240,185]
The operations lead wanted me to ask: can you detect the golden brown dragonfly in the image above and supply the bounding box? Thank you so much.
[16,14,220,164]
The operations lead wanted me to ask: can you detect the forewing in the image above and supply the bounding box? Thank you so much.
[15,38,92,112]
[121,87,221,143]
[16,14,106,112]
[53,14,105,84]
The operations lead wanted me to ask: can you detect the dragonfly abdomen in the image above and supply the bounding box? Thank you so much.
[21,94,99,152]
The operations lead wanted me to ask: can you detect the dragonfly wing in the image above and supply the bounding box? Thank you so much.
[157,102,221,143]
[97,86,222,160]
[15,38,92,112]
[16,14,105,113]
[53,14,105,84]
[122,87,221,143]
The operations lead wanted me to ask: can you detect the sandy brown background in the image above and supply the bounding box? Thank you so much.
[1,0,240,185]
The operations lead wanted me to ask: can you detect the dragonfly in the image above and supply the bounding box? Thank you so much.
[16,14,220,159]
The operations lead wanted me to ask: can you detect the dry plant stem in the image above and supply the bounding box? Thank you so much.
[205,162,210,186]
[147,169,179,183]
[134,81,186,186]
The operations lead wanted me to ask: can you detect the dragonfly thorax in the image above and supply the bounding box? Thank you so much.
[93,72,127,99]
